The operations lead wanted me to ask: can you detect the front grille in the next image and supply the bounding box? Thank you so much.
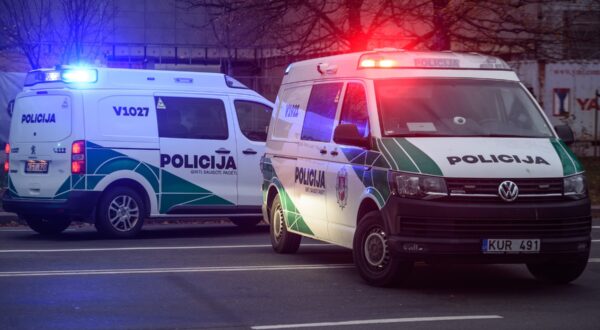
[399,215,591,239]
[445,178,563,202]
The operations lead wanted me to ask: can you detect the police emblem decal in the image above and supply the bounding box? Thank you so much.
[336,167,348,209]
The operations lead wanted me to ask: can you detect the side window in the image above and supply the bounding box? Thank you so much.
[156,96,228,140]
[234,100,272,142]
[339,83,369,137]
[300,82,343,142]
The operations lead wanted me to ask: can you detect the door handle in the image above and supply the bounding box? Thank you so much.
[243,148,257,155]
[330,150,339,156]
[215,148,231,154]
[319,148,327,154]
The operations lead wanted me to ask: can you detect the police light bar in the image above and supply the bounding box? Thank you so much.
[24,68,98,86]
[357,51,511,70]
[61,69,97,83]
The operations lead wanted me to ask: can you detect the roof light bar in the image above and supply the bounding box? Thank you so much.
[45,71,61,82]
[61,69,97,83]
[357,51,511,70]
[24,68,98,86]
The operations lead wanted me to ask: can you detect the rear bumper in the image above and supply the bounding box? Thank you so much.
[381,197,592,262]
[2,190,101,220]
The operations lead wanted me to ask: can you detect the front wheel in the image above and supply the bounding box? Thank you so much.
[270,195,301,253]
[527,254,589,284]
[353,211,413,287]
[95,187,145,238]
[23,216,71,235]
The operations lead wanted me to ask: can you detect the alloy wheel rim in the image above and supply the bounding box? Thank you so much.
[108,195,140,232]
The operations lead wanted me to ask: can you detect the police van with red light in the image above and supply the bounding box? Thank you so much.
[261,49,591,286]
[3,66,273,237]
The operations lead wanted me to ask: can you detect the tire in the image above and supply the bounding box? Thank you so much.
[527,254,589,284]
[230,216,262,229]
[95,187,145,238]
[23,215,71,235]
[269,195,301,254]
[353,211,413,287]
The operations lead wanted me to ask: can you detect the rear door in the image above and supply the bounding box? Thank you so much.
[231,98,273,206]
[8,91,77,198]
[155,94,238,214]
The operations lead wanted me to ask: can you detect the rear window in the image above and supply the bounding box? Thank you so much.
[10,95,72,142]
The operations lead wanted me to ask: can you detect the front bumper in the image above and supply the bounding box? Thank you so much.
[381,197,591,262]
[2,190,101,221]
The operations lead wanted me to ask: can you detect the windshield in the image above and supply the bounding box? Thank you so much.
[376,78,553,138]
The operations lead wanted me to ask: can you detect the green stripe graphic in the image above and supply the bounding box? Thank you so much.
[550,138,583,176]
[396,138,443,176]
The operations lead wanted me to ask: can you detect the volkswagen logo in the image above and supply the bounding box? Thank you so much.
[498,181,519,202]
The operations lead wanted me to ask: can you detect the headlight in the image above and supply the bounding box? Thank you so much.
[564,174,587,199]
[389,171,447,199]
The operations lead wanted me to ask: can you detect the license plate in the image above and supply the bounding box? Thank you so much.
[482,239,540,254]
[25,160,49,173]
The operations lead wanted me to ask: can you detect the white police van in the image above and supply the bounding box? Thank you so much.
[3,66,273,237]
[261,49,591,286]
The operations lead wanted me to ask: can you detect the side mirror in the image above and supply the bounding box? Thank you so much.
[6,99,14,118]
[554,124,574,145]
[333,124,369,149]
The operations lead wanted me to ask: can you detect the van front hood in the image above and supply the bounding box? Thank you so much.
[375,137,582,178]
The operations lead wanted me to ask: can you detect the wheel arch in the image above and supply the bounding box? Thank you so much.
[356,196,381,227]
[265,183,281,224]
[94,171,157,217]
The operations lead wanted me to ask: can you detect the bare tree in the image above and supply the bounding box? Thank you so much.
[55,0,115,65]
[0,0,115,69]
[181,0,599,60]
[0,0,53,69]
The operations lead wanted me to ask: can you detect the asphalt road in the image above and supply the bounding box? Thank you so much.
[0,220,599,330]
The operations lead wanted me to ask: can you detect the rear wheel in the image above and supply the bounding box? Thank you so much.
[270,195,301,253]
[95,187,145,238]
[353,211,413,287]
[527,254,589,284]
[230,217,262,229]
[23,216,71,235]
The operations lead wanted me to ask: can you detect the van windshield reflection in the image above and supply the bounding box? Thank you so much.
[376,78,553,138]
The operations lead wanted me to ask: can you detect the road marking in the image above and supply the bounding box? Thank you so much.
[0,264,354,278]
[593,226,600,229]
[0,228,79,232]
[593,240,599,243]
[251,315,504,329]
[0,243,332,253]
[590,258,600,263]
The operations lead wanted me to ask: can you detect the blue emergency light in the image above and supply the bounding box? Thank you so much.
[24,67,98,86]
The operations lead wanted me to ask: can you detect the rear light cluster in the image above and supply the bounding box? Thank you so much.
[4,143,9,172]
[71,140,85,174]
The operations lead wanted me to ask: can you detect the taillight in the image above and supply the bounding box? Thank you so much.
[71,140,85,174]
[4,143,9,173]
